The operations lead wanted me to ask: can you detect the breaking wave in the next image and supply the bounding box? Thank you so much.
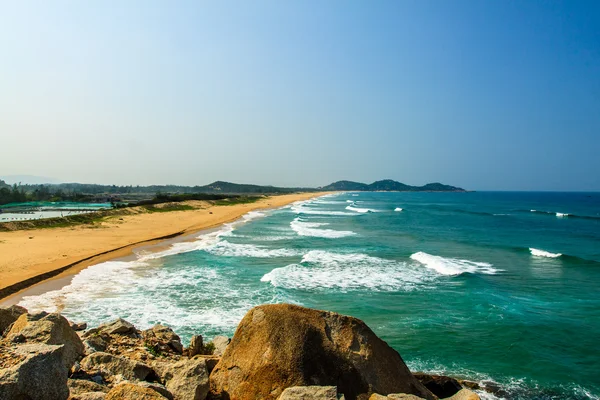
[290,218,355,238]
[410,252,499,275]
[205,240,300,258]
[529,248,562,258]
[261,250,433,291]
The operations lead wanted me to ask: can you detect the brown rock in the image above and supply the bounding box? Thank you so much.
[279,386,338,400]
[413,373,462,398]
[71,392,107,400]
[369,394,425,400]
[80,352,153,381]
[153,358,209,400]
[188,335,204,356]
[68,378,110,395]
[143,324,184,355]
[209,304,434,400]
[0,343,70,400]
[0,305,27,336]
[444,389,480,400]
[96,318,137,336]
[6,312,84,368]
[105,383,170,400]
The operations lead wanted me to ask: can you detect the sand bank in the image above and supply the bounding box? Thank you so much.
[0,192,328,301]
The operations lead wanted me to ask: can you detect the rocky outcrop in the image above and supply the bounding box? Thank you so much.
[444,389,480,400]
[369,394,425,400]
[6,311,84,368]
[153,358,209,400]
[279,386,339,400]
[80,352,154,381]
[209,304,435,400]
[413,373,462,398]
[0,343,70,400]
[105,382,170,399]
[0,304,26,335]
[143,325,184,355]
[188,335,204,357]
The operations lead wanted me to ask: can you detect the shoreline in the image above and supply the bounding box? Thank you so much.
[0,192,329,304]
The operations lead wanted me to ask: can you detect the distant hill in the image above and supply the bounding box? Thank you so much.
[194,181,312,194]
[322,180,465,192]
[0,175,61,185]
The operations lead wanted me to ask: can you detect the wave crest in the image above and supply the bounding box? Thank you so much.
[290,218,355,238]
[529,248,562,258]
[410,252,498,275]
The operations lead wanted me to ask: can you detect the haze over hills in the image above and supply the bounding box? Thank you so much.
[321,180,466,192]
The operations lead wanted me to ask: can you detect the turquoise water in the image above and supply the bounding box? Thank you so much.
[21,192,600,399]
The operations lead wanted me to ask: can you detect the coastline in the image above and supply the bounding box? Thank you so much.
[0,192,329,304]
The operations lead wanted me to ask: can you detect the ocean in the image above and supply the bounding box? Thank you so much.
[19,192,600,399]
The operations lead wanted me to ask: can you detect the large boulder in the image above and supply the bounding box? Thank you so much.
[0,305,27,336]
[279,386,339,400]
[105,382,170,399]
[94,318,137,336]
[413,374,462,398]
[6,312,84,368]
[209,304,434,400]
[153,358,209,400]
[444,389,480,400]
[80,352,153,381]
[0,343,70,400]
[369,395,425,400]
[68,378,110,395]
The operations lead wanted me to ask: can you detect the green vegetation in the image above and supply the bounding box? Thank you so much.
[203,341,216,354]
[142,204,196,213]
[212,196,262,206]
[144,342,161,357]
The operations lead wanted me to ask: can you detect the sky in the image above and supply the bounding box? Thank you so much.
[1,1,599,191]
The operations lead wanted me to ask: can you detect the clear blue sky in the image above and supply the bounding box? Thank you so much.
[1,1,599,190]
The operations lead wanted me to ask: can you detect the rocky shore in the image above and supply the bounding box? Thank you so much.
[0,303,484,400]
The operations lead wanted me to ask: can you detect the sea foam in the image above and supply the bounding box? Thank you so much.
[529,248,562,258]
[290,218,355,238]
[410,252,498,275]
[261,250,431,291]
[394,207,403,212]
[206,240,300,258]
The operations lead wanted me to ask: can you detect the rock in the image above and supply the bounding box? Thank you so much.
[143,324,184,354]
[96,318,137,335]
[211,335,230,356]
[0,305,27,336]
[370,395,425,400]
[105,382,170,400]
[71,321,88,331]
[80,352,153,381]
[444,389,480,400]
[72,393,107,400]
[68,378,110,394]
[6,312,84,368]
[279,386,338,400]
[193,355,221,373]
[456,380,480,391]
[209,304,434,400]
[84,335,108,354]
[154,358,209,400]
[138,382,174,400]
[413,373,462,398]
[188,334,204,356]
[0,343,70,400]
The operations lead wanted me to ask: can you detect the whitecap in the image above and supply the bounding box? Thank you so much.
[290,218,355,238]
[205,240,300,258]
[556,212,569,218]
[529,248,562,258]
[394,208,403,212]
[346,205,379,213]
[261,250,431,291]
[410,252,498,275]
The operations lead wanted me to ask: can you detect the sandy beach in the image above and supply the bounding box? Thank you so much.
[0,192,327,301]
